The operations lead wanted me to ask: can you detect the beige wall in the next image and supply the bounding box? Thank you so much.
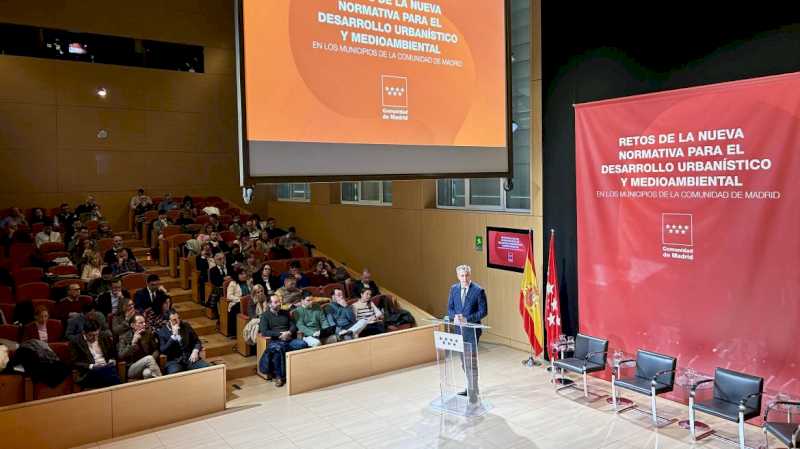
[266,2,543,351]
[0,0,240,230]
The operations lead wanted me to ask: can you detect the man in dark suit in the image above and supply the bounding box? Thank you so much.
[69,318,120,388]
[157,309,210,374]
[350,268,381,298]
[96,280,130,316]
[134,274,171,313]
[446,264,488,404]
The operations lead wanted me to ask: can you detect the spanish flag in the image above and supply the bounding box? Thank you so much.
[518,235,544,356]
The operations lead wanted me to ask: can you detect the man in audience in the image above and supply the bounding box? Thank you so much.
[209,252,232,288]
[75,195,102,220]
[294,295,335,347]
[245,219,260,240]
[111,248,144,277]
[96,280,129,316]
[207,214,221,232]
[157,193,178,213]
[56,203,77,235]
[351,268,381,298]
[1,207,27,229]
[65,302,110,341]
[69,318,120,388]
[279,261,310,288]
[104,235,134,265]
[35,221,61,248]
[175,210,194,226]
[228,215,243,235]
[118,313,162,379]
[158,309,210,374]
[152,211,171,239]
[88,266,115,297]
[276,276,303,307]
[265,217,287,239]
[259,294,307,386]
[327,288,367,340]
[129,188,153,213]
[134,274,171,313]
[208,230,230,254]
[277,226,303,248]
[58,283,83,308]
[112,297,136,338]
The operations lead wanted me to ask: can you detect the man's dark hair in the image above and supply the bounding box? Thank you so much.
[137,188,144,194]
[83,318,100,333]
[147,274,160,283]
[289,261,301,269]
[101,266,113,275]
[167,308,179,318]
[288,226,296,233]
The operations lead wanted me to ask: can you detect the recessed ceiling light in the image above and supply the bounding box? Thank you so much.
[96,87,108,98]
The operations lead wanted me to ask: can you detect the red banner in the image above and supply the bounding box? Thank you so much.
[576,73,800,402]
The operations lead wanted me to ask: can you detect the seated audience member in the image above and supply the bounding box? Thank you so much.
[268,242,292,260]
[69,318,120,388]
[56,203,78,237]
[134,274,170,313]
[145,295,172,332]
[277,226,303,248]
[307,260,333,286]
[95,222,114,239]
[332,265,351,283]
[65,302,109,341]
[242,284,268,345]
[180,195,196,216]
[351,268,381,298]
[104,235,135,265]
[96,280,129,316]
[209,252,232,287]
[225,268,251,336]
[112,298,136,338]
[243,252,260,277]
[258,295,307,386]
[228,215,243,235]
[208,230,230,254]
[276,276,303,307]
[253,263,280,294]
[327,289,367,340]
[111,249,144,277]
[152,211,172,240]
[1,207,27,229]
[157,193,178,213]
[279,261,310,288]
[195,243,214,304]
[35,221,61,248]
[58,283,83,306]
[81,251,104,283]
[75,195,103,221]
[23,306,54,342]
[294,295,335,347]
[88,266,115,297]
[207,214,221,232]
[265,217,287,240]
[227,242,244,265]
[175,210,194,226]
[129,188,153,213]
[245,219,260,240]
[30,207,47,225]
[118,314,162,379]
[158,309,210,374]
[253,230,274,254]
[351,290,385,337]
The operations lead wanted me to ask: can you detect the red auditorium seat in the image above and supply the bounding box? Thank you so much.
[48,265,77,276]
[16,282,50,302]
[31,299,56,315]
[0,286,13,304]
[39,242,66,253]
[290,246,309,259]
[12,267,44,285]
[97,238,114,254]
[122,273,147,291]
[219,231,236,243]
[321,283,345,298]
[9,243,35,270]
[45,251,70,261]
[0,324,20,342]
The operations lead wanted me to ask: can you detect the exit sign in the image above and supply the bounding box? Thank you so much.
[474,235,483,251]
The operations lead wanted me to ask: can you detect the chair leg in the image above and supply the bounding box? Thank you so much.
[611,374,618,411]
[582,370,588,398]
[762,426,768,449]
[689,396,696,440]
[738,412,745,449]
[650,386,658,426]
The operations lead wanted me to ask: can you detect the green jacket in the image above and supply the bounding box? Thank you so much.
[293,306,328,336]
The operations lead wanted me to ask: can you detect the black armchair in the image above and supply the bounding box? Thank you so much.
[762,400,800,448]
[690,367,763,449]
[552,333,608,399]
[611,349,677,427]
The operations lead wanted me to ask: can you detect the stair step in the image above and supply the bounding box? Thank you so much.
[185,317,216,336]
[200,333,236,358]
[116,232,137,240]
[132,248,150,258]
[169,288,193,303]
[146,266,170,277]
[140,258,158,267]
[207,353,257,380]
[123,239,144,248]
[173,301,205,319]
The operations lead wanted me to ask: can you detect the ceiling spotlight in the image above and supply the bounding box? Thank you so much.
[97,129,109,139]
[96,87,108,98]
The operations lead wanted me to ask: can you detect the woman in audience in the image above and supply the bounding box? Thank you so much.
[243,252,260,277]
[112,298,137,338]
[252,263,280,294]
[30,208,47,226]
[180,195,197,216]
[225,268,251,336]
[242,284,267,346]
[350,290,385,337]
[145,295,172,332]
[23,306,51,342]
[308,260,333,286]
[253,230,274,254]
[81,250,104,283]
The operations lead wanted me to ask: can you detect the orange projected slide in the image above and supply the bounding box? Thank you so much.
[243,0,508,148]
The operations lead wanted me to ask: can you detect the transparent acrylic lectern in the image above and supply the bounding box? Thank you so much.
[428,318,492,417]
